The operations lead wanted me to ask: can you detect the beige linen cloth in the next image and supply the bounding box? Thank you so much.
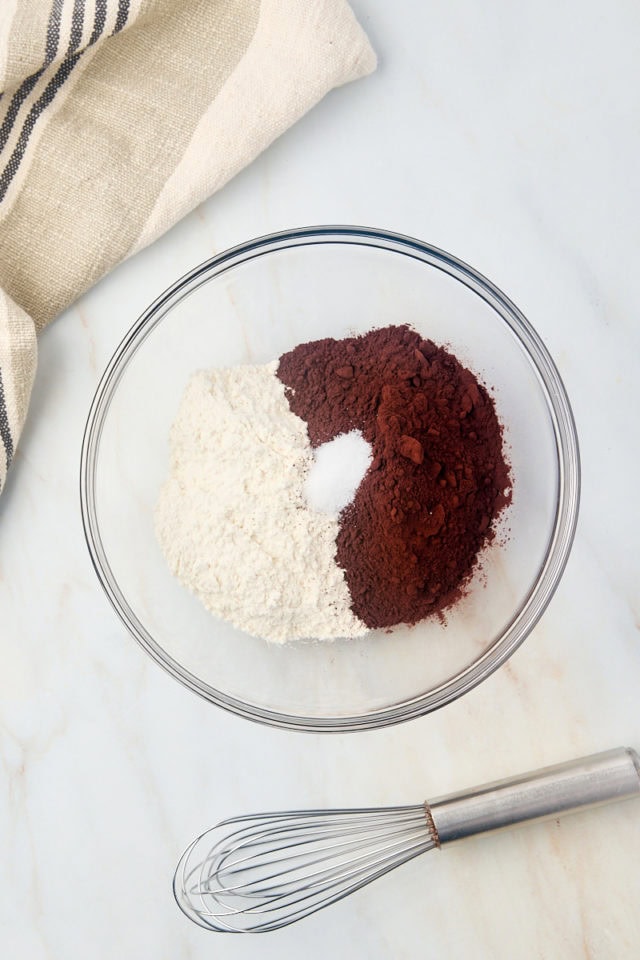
[0,0,375,494]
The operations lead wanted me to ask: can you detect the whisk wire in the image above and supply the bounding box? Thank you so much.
[193,841,432,932]
[174,805,433,932]
[209,813,430,885]
[213,827,430,895]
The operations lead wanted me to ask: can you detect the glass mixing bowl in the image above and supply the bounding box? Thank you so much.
[80,227,579,731]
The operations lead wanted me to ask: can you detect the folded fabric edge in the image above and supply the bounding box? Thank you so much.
[130,0,377,255]
[0,289,37,493]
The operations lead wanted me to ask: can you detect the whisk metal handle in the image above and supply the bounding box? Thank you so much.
[428,747,640,846]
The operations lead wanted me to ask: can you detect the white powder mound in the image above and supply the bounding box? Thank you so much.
[155,362,369,643]
[304,431,372,515]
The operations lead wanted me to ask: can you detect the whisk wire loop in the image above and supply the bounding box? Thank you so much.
[174,805,433,932]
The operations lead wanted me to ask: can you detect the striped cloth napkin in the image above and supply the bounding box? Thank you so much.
[0,0,375,496]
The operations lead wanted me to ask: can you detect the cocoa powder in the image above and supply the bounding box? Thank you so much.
[277,325,511,630]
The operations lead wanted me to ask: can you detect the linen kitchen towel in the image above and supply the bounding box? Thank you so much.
[0,0,376,495]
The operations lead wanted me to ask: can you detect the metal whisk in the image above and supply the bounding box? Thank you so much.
[174,747,640,933]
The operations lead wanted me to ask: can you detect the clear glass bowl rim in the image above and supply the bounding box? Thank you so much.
[80,225,580,733]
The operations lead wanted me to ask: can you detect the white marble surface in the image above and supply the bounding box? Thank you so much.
[2,1,640,956]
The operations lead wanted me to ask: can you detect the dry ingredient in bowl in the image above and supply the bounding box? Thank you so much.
[156,325,511,642]
[155,363,368,643]
[277,325,511,629]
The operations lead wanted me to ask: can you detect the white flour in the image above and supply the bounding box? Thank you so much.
[155,362,368,643]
